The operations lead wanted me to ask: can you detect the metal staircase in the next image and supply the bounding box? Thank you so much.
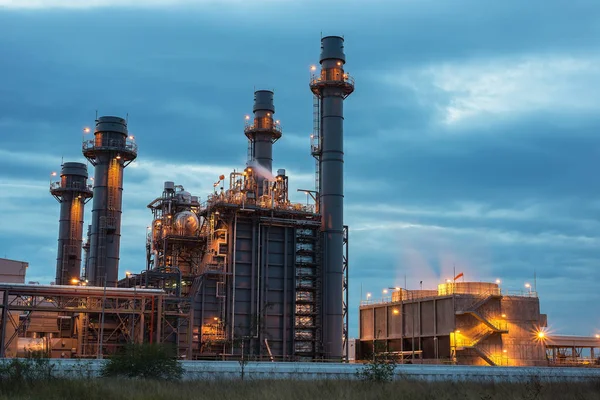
[471,346,497,366]
[455,292,508,366]
[293,227,321,359]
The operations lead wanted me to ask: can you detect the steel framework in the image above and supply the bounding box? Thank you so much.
[0,284,194,358]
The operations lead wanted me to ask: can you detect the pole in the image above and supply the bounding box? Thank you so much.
[0,290,8,357]
[97,273,107,359]
[400,287,404,364]
[411,289,415,361]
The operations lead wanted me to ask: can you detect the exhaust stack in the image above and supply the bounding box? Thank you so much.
[50,162,93,285]
[83,116,138,286]
[310,36,354,359]
[244,90,282,196]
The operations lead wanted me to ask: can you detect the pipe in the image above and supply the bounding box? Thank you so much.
[255,223,261,340]
[283,227,288,359]
[231,212,237,352]
[84,116,138,287]
[51,162,93,285]
[309,36,354,360]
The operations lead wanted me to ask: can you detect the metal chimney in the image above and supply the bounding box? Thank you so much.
[82,224,91,281]
[50,162,93,285]
[83,116,138,287]
[309,36,354,359]
[244,90,282,196]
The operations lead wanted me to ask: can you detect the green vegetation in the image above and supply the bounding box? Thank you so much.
[101,343,183,381]
[0,378,599,400]
[0,348,597,399]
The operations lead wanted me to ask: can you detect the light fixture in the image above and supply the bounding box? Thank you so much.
[501,314,506,318]
[392,309,399,315]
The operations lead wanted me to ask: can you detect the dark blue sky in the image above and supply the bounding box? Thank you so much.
[1,0,599,338]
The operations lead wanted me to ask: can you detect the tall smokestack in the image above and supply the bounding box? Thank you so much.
[50,162,93,285]
[83,116,138,287]
[244,90,282,196]
[310,36,354,359]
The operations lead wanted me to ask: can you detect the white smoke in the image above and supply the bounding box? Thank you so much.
[247,160,275,181]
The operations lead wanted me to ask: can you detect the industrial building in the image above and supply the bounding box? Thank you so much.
[0,35,354,361]
[358,281,599,366]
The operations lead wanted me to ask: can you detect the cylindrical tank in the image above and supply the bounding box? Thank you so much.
[51,162,93,285]
[310,36,354,360]
[174,211,199,236]
[84,116,138,287]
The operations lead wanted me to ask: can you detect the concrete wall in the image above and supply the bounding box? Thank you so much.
[0,258,27,283]
[7,359,600,382]
[501,296,547,366]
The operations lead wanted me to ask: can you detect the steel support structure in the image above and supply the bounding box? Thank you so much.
[0,284,165,358]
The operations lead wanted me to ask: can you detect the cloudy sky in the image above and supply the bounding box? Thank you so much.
[1,0,599,338]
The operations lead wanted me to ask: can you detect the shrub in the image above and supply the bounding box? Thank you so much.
[101,343,183,381]
[0,355,56,396]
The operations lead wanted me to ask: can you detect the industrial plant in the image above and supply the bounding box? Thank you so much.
[0,36,353,361]
[0,35,598,367]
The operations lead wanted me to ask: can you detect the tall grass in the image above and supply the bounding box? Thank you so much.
[0,378,599,400]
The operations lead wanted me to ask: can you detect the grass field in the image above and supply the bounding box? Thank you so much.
[0,378,599,400]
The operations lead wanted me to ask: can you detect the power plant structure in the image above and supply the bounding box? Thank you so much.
[83,116,138,287]
[0,35,355,361]
[1,34,596,366]
[50,162,93,285]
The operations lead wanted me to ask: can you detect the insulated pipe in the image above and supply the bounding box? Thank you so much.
[83,116,138,287]
[245,90,282,196]
[310,36,354,359]
[51,162,93,285]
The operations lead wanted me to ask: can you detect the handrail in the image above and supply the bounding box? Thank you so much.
[50,181,93,192]
[310,72,355,87]
[82,138,138,154]
[244,121,283,135]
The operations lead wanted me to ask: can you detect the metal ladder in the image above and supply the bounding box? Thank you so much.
[106,158,119,229]
[97,216,107,282]
[311,95,321,196]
